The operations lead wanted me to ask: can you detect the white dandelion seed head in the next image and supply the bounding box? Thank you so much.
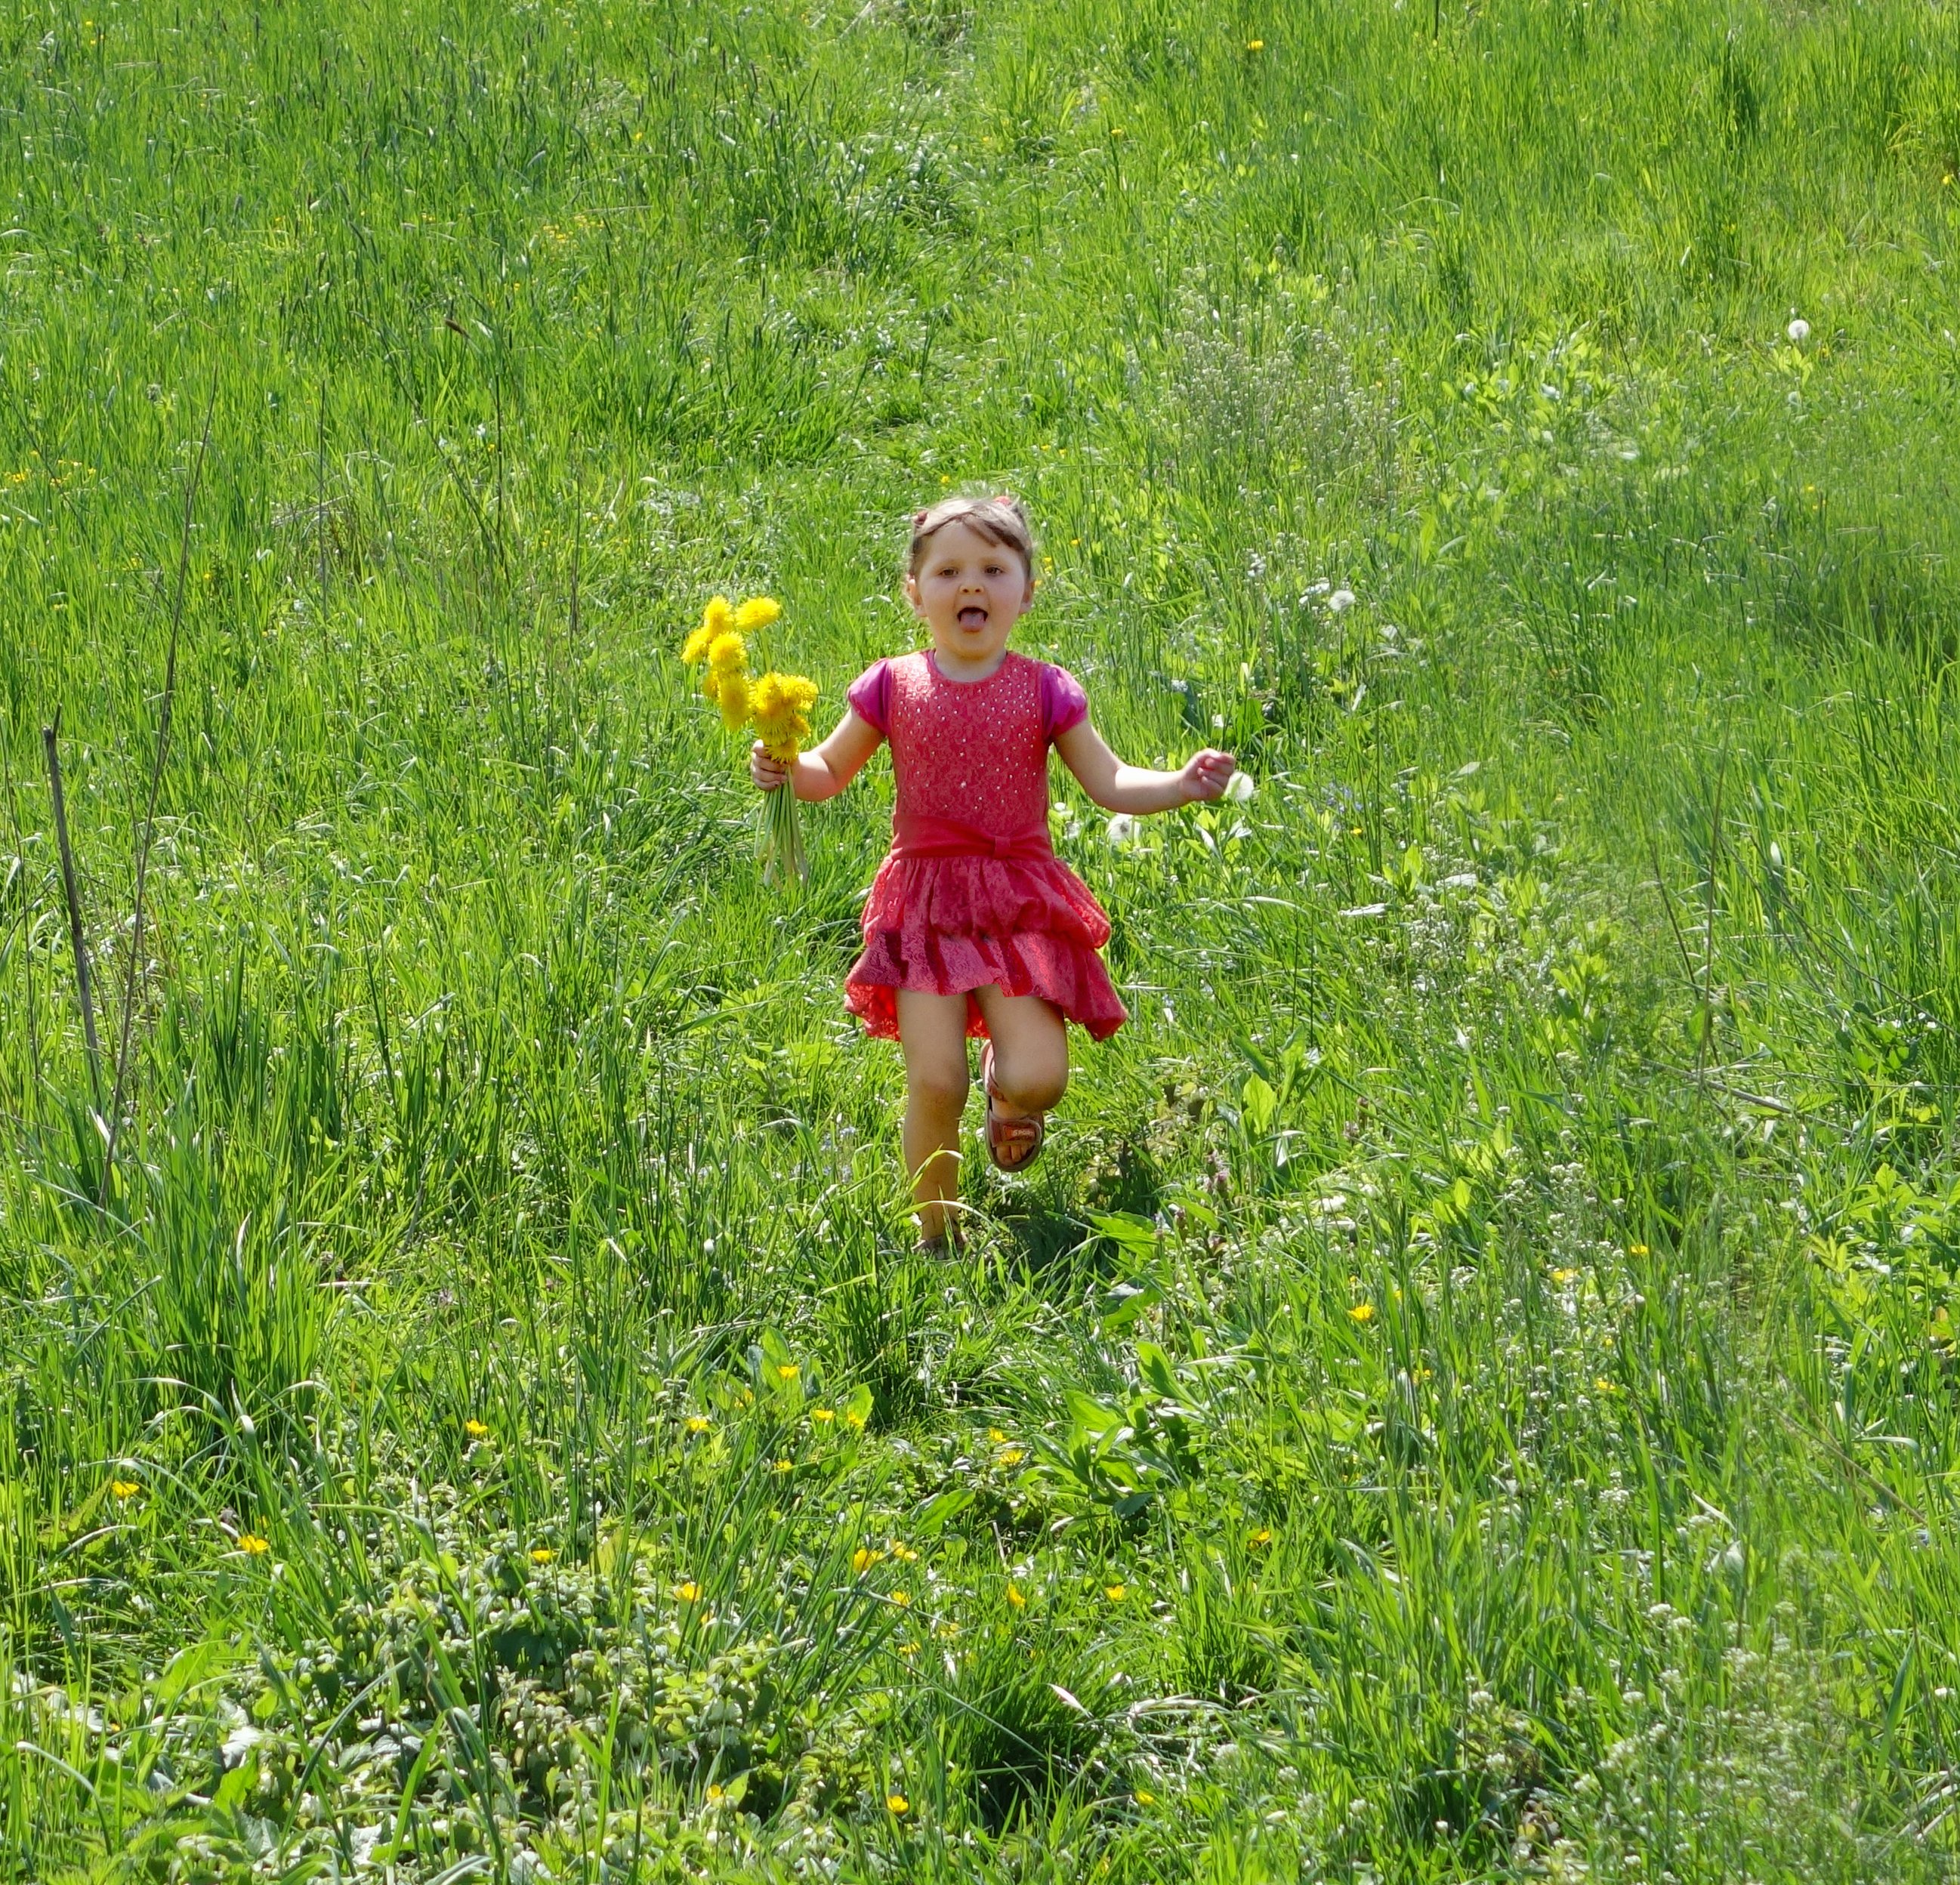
[1786,317,1810,344]
[1107,813,1138,847]
[1224,770,1255,803]
[1328,587,1356,612]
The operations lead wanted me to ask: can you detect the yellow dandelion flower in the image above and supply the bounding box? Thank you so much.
[988,1428,1008,1444]
[845,1404,869,1431]
[733,595,782,633]
[684,595,734,665]
[887,1792,909,1815]
[810,1407,835,1424]
[853,1546,886,1575]
[686,1415,712,1434]
[111,1479,140,1501]
[1628,1242,1650,1257]
[1248,1527,1274,1547]
[674,1580,702,1601]
[1134,1788,1157,1806]
[1348,1303,1375,1324]
[773,1457,795,1473]
[751,671,819,761]
[898,1640,919,1657]
[715,671,751,731]
[776,1363,800,1381]
[1104,1584,1127,1602]
[1245,39,1264,52]
[891,1543,918,1563]
[707,629,747,674]
[890,1589,912,1607]
[1006,1582,1027,1609]
[237,1532,271,1556]
[464,1418,489,1439]
[996,1447,1025,1467]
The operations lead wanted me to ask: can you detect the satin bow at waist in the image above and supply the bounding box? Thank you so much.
[890,813,1056,863]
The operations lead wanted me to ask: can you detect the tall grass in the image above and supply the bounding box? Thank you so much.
[2,0,1958,1877]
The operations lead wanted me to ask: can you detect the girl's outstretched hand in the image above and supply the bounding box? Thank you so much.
[1179,748,1236,803]
[751,741,792,792]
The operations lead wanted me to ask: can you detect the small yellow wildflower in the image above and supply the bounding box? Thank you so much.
[891,1542,918,1563]
[1104,1584,1127,1602]
[987,1427,1008,1443]
[1594,1378,1619,1396]
[890,1589,911,1607]
[853,1546,887,1575]
[1551,1268,1579,1287]
[1006,1583,1028,1609]
[733,595,782,633]
[675,1580,702,1601]
[1245,39,1264,51]
[111,1479,140,1501]
[1348,1303,1375,1324]
[706,1783,726,1803]
[1248,1527,1274,1548]
[464,1418,489,1439]
[844,1404,869,1431]
[810,1406,835,1424]
[773,1457,794,1473]
[530,1547,554,1565]
[898,1640,919,1657]
[1628,1242,1650,1257]
[237,1532,270,1556]
[686,1415,712,1434]
[995,1447,1025,1467]
[1134,1788,1157,1806]
[887,1792,909,1815]
[776,1363,800,1381]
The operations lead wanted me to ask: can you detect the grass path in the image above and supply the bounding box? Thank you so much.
[2,2,1959,1877]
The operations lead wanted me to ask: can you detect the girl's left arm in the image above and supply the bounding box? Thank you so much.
[1054,718,1235,814]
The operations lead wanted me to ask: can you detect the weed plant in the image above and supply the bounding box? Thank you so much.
[3,0,1960,1878]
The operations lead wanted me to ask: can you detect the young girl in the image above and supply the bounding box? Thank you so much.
[750,494,1235,1247]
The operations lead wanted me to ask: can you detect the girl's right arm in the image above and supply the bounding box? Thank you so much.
[750,708,883,802]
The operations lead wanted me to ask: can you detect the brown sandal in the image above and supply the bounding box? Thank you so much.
[981,1043,1045,1173]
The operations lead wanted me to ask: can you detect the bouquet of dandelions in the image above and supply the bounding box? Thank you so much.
[681,594,819,885]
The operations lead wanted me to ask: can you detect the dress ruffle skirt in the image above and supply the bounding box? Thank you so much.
[846,851,1128,1041]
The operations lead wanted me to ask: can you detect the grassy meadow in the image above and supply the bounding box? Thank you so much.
[5,0,1960,1876]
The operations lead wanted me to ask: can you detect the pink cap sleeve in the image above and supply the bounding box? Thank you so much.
[846,659,893,737]
[1039,662,1089,742]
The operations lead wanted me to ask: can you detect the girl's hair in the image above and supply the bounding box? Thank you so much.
[907,492,1036,575]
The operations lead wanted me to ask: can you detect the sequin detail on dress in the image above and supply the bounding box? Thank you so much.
[844,651,1127,1041]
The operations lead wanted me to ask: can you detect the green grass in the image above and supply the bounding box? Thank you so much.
[2,0,1959,1876]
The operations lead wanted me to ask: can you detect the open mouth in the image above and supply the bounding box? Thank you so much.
[956,606,989,630]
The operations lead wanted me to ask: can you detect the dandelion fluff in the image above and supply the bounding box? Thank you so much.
[1224,770,1255,803]
[1786,317,1810,344]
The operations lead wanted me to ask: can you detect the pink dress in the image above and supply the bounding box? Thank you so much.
[843,649,1128,1042]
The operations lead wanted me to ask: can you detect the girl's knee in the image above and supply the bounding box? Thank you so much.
[995,1054,1067,1114]
[909,1065,971,1114]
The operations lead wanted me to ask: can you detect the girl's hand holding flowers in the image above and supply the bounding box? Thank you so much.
[1178,748,1237,803]
[750,742,792,792]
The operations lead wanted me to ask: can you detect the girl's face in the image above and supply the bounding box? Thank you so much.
[905,520,1034,674]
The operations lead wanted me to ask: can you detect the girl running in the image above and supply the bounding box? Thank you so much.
[750,494,1235,1247]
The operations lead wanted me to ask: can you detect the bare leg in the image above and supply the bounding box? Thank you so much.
[973,987,1069,1124]
[896,989,971,1244]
